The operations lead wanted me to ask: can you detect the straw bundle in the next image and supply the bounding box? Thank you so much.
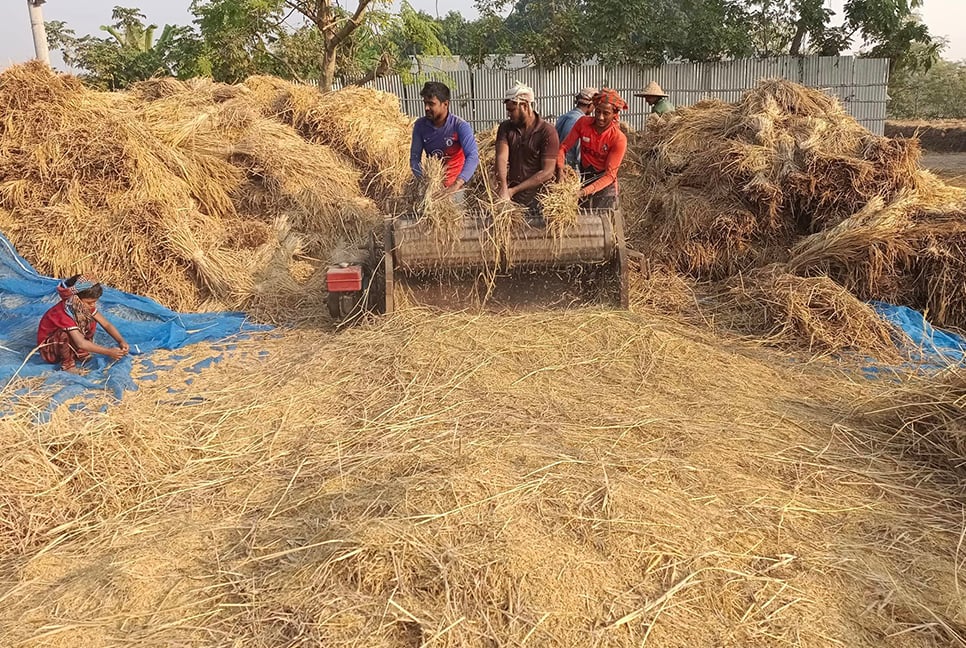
[261,80,412,204]
[128,77,189,101]
[230,118,381,253]
[782,183,966,327]
[539,165,581,240]
[726,265,904,359]
[2,309,965,646]
[488,199,529,267]
[415,155,465,244]
[469,125,499,196]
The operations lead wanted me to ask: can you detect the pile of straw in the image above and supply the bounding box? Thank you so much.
[2,309,964,646]
[0,63,229,309]
[624,81,924,276]
[622,78,966,328]
[0,62,403,319]
[725,265,904,359]
[247,79,413,206]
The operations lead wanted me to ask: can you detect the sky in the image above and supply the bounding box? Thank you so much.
[2,0,964,70]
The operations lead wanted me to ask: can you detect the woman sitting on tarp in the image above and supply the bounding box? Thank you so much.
[37,274,128,374]
[556,88,628,210]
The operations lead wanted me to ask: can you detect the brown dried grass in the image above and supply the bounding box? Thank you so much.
[0,63,397,320]
[0,310,964,646]
[539,165,581,240]
[725,265,905,360]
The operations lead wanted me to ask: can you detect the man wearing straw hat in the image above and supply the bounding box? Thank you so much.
[555,87,598,169]
[495,82,559,213]
[410,81,480,199]
[634,81,675,114]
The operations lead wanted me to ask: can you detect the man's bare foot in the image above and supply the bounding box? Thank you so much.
[62,367,84,375]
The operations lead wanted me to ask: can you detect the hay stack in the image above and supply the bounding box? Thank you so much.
[725,265,904,360]
[0,63,384,317]
[785,182,966,327]
[623,78,966,329]
[0,63,224,309]
[246,78,412,206]
[625,80,925,278]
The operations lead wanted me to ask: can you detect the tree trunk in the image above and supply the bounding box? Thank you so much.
[320,48,337,90]
[789,20,807,56]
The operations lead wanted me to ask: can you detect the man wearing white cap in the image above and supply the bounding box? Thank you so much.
[555,87,597,169]
[495,82,559,213]
[634,81,675,114]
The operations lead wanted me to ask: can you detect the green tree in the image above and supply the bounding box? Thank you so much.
[889,57,966,119]
[189,0,449,88]
[453,0,937,71]
[47,7,199,89]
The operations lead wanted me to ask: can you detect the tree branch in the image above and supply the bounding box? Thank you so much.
[328,0,374,52]
[254,32,307,83]
[348,51,392,85]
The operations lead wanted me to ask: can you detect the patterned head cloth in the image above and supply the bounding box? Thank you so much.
[592,88,628,112]
[60,274,99,296]
[55,274,100,332]
[503,82,535,105]
[70,274,100,295]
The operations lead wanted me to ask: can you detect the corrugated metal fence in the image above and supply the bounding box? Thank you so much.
[371,55,889,135]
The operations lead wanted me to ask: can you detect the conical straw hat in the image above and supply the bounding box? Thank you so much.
[634,81,666,98]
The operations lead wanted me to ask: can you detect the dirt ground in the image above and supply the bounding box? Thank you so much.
[921,151,966,188]
[886,120,966,153]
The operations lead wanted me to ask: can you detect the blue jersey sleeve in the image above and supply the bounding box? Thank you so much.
[456,119,479,183]
[410,120,425,178]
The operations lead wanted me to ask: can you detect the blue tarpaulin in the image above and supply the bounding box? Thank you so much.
[0,233,266,413]
[872,301,966,368]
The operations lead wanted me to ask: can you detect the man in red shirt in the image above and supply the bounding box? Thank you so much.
[556,88,628,209]
[495,82,559,215]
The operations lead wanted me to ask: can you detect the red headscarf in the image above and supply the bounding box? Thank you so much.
[592,88,628,112]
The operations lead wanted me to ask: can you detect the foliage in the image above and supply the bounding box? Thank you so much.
[45,0,941,88]
[441,0,938,72]
[888,58,966,119]
[46,7,199,89]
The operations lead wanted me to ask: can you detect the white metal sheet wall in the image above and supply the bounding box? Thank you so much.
[372,55,889,136]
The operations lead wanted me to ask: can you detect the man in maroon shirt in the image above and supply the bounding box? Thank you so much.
[495,83,559,215]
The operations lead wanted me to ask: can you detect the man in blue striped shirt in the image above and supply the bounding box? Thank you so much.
[555,87,597,169]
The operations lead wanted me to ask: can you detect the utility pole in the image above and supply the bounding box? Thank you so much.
[27,0,50,66]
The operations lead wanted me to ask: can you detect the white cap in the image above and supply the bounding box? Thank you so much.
[504,82,535,104]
